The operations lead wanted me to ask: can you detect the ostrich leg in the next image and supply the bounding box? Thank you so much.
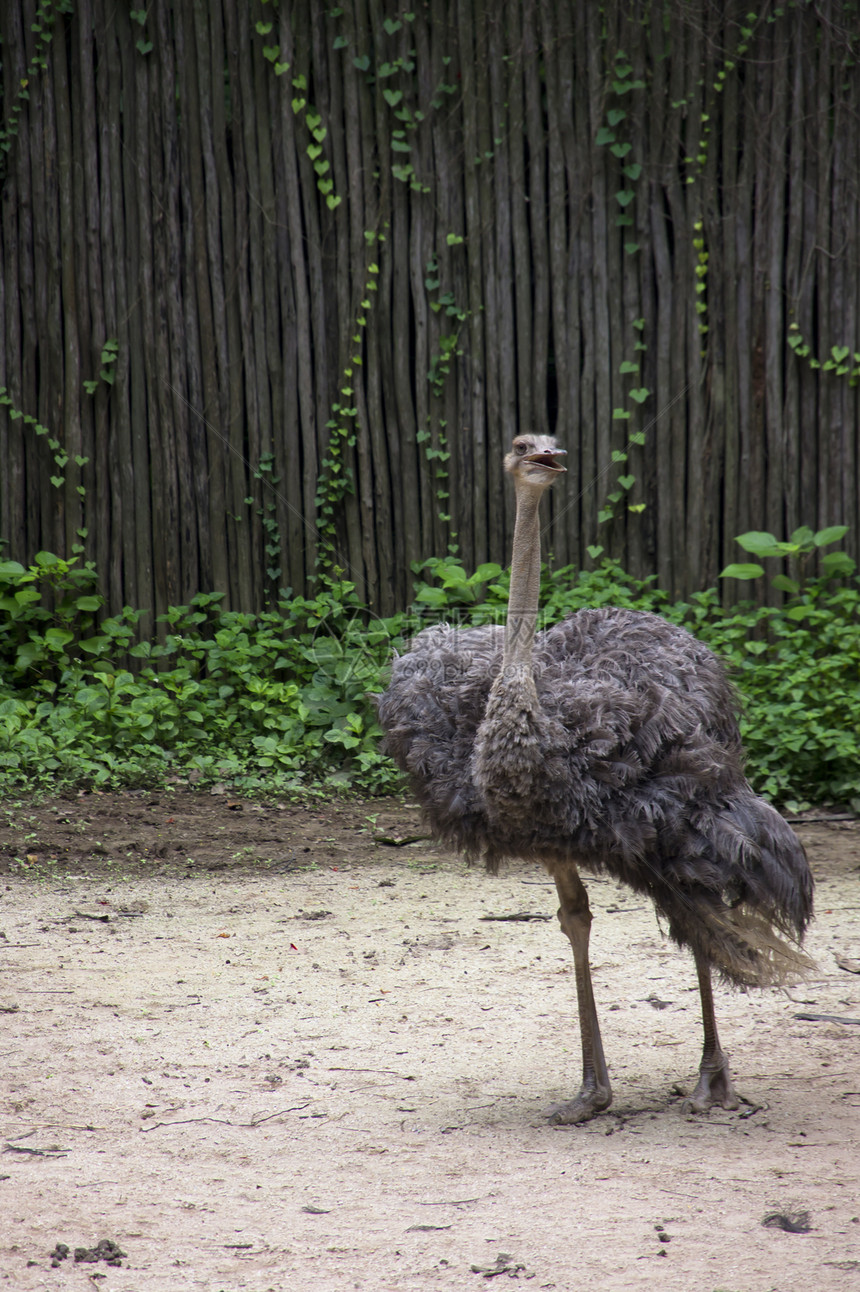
[682,951,740,1113]
[549,866,612,1124]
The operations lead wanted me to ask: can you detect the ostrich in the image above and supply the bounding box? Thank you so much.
[375,433,813,1123]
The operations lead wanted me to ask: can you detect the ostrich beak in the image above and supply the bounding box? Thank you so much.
[525,448,567,473]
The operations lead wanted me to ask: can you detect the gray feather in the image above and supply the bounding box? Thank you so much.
[376,606,813,986]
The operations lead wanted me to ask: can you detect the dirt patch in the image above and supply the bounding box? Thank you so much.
[1,791,859,1290]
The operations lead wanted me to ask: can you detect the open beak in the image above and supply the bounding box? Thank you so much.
[525,449,567,472]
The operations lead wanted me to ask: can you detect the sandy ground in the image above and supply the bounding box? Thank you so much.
[1,791,859,1291]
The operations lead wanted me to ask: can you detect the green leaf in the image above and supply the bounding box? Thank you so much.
[719,562,765,579]
[820,552,856,576]
[734,531,782,556]
[619,360,639,375]
[595,126,616,146]
[383,88,403,107]
[44,628,74,649]
[814,525,848,547]
[628,387,649,403]
[771,575,800,595]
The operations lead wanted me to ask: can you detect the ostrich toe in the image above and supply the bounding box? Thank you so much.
[548,1082,613,1125]
[681,1048,740,1114]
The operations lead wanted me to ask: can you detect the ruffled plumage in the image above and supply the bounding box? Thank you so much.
[376,606,813,986]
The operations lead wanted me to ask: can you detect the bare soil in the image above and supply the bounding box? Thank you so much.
[1,789,859,1291]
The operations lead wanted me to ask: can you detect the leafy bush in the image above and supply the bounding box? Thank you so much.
[0,555,402,795]
[413,546,860,812]
[1,541,858,810]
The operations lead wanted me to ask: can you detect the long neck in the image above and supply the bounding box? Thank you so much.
[503,485,543,671]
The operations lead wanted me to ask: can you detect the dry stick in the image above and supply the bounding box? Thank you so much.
[719,24,741,592]
[234,15,263,609]
[38,25,63,558]
[649,6,675,596]
[783,18,805,541]
[83,0,112,591]
[142,29,171,621]
[54,34,83,555]
[733,26,755,557]
[67,8,92,565]
[326,20,367,595]
[476,12,504,566]
[339,6,376,607]
[295,4,333,543]
[680,12,705,597]
[524,1,549,443]
[696,11,719,589]
[458,0,488,568]
[140,1104,312,1133]
[219,5,254,611]
[359,0,399,609]
[506,0,532,445]
[567,0,590,562]
[179,4,218,597]
[765,21,787,545]
[633,38,657,584]
[267,45,305,598]
[489,9,514,480]
[277,7,319,578]
[392,179,421,583]
[254,49,285,601]
[622,8,649,579]
[158,1,194,605]
[126,18,156,627]
[429,0,467,563]
[174,5,211,603]
[832,69,856,540]
[2,7,30,560]
[409,14,438,558]
[586,15,611,543]
[194,2,232,604]
[814,21,833,535]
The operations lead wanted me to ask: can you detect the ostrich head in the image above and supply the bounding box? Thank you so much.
[504,434,567,492]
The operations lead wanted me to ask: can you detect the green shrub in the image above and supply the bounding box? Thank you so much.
[1,544,857,810]
[0,558,401,795]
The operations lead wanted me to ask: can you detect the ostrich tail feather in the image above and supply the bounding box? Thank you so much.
[656,789,814,988]
[664,896,814,987]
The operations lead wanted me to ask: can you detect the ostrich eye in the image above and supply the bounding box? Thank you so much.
[514,441,528,455]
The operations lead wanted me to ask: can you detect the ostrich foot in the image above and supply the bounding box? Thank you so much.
[681,1049,740,1114]
[548,1083,612,1125]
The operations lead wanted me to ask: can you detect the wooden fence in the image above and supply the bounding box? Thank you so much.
[1,0,858,623]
